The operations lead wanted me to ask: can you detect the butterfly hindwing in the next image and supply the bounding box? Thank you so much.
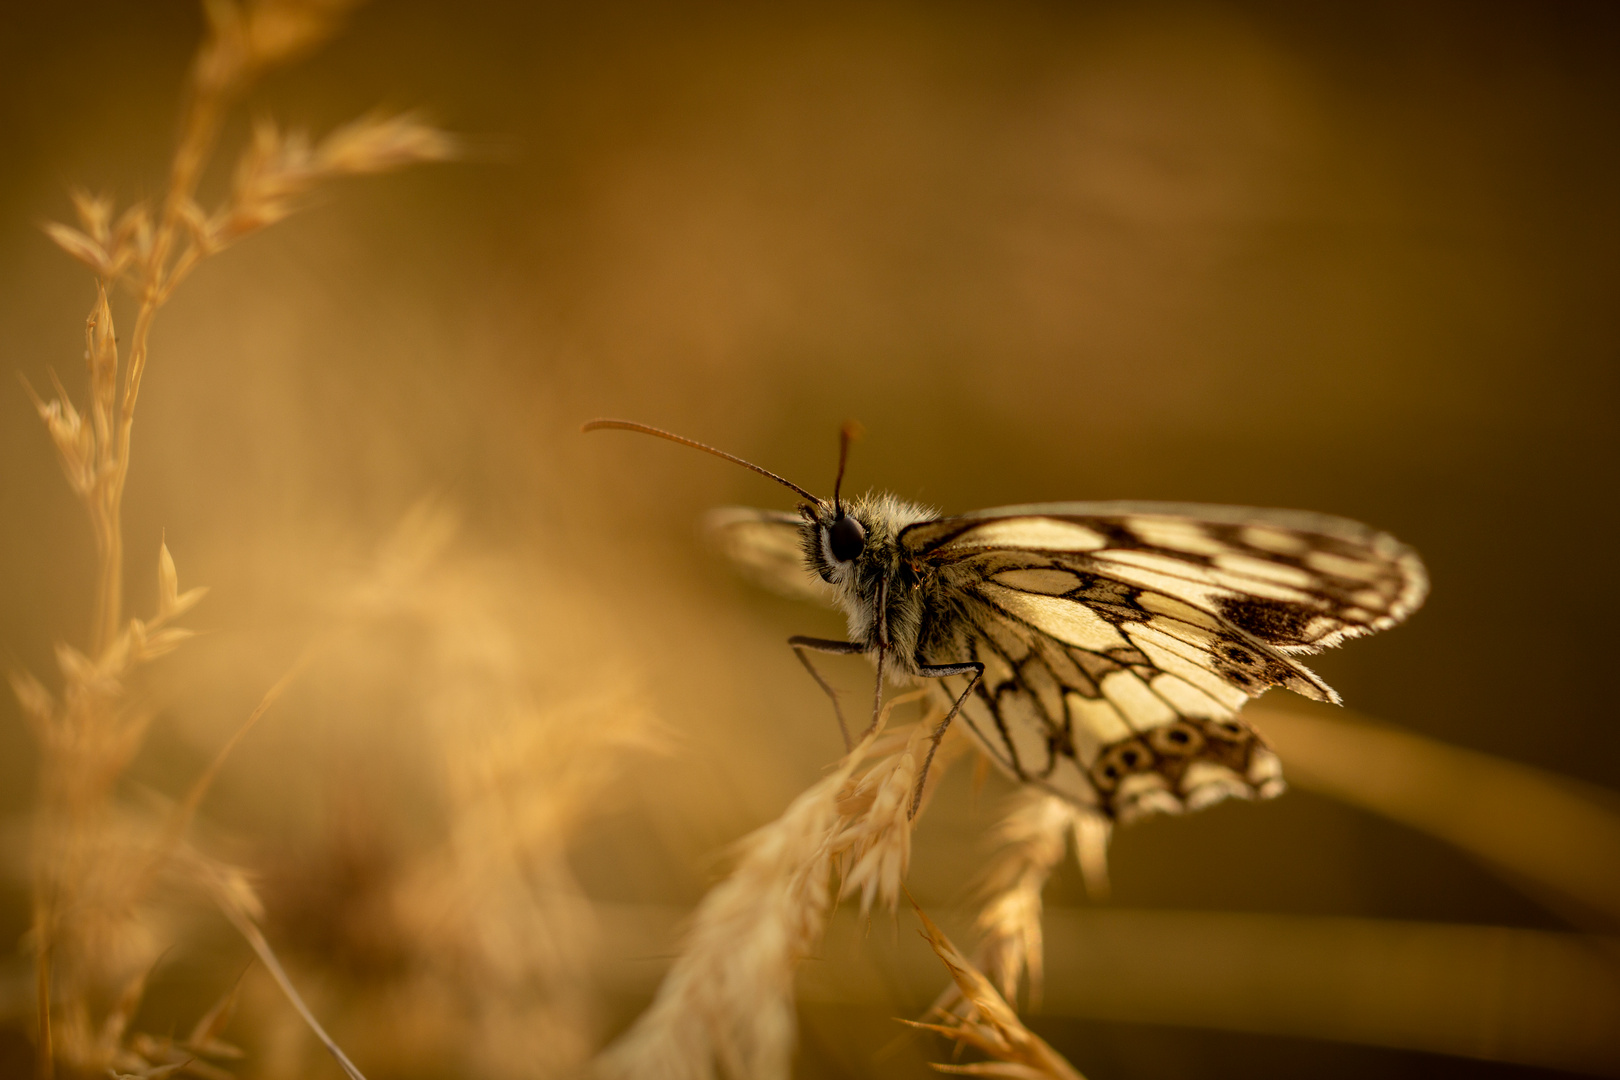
[704,507,833,605]
[919,572,1285,820]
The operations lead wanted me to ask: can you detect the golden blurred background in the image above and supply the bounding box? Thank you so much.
[1,1,1617,1077]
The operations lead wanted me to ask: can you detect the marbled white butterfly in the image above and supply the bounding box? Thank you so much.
[586,419,1428,822]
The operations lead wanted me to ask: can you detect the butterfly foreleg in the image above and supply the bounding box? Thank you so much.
[908,660,983,819]
[788,635,868,751]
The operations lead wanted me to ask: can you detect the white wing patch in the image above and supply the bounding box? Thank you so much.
[1067,693,1131,760]
[1098,670,1177,730]
[952,518,1108,551]
[978,583,1127,651]
[1150,673,1230,720]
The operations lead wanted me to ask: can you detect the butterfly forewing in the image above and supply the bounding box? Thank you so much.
[904,501,1428,652]
[903,502,1425,820]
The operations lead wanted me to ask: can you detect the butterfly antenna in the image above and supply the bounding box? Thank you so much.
[833,420,862,516]
[582,418,823,505]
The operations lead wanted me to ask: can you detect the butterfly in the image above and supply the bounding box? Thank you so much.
[585,419,1428,823]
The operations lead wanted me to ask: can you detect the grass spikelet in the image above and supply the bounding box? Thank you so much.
[962,792,1092,1006]
[905,906,1087,1080]
[207,111,456,252]
[835,692,938,917]
[22,543,211,1077]
[597,691,944,1080]
[16,2,454,1075]
[596,754,856,1080]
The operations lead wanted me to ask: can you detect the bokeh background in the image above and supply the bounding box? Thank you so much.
[2,1,1617,1077]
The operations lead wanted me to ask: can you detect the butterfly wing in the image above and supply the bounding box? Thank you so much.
[901,502,1427,821]
[703,507,835,605]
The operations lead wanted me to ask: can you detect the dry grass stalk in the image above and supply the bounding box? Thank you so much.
[12,546,213,1077]
[594,759,849,1080]
[596,690,945,1080]
[905,907,1087,1080]
[834,693,943,917]
[15,1,454,1075]
[1253,702,1620,926]
[915,789,1107,1068]
[322,505,666,1080]
[206,862,365,1080]
[112,973,245,1080]
[952,791,1107,1008]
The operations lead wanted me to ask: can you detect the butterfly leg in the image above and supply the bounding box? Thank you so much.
[909,660,983,818]
[788,635,867,751]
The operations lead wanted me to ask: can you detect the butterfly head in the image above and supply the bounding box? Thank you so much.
[826,512,867,562]
[803,489,934,589]
[807,497,872,585]
[580,416,930,603]
[803,423,917,589]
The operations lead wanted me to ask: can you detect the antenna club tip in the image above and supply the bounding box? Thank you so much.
[841,419,865,442]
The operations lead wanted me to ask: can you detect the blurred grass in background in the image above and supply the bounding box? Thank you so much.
[1,1,1617,1077]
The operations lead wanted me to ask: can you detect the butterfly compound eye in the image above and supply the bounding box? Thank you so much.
[828,514,866,562]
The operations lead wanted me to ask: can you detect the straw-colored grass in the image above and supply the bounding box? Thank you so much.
[321,505,666,1080]
[10,5,1620,1080]
[905,906,1086,1080]
[594,687,1108,1079]
[15,2,453,1076]
[960,792,1089,1009]
[596,690,946,1080]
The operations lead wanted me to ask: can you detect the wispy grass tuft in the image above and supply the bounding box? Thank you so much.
[596,690,947,1080]
[329,504,667,1080]
[965,793,1086,1009]
[14,2,454,1076]
[905,905,1086,1080]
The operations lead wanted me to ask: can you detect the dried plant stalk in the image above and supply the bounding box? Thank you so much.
[342,506,665,1080]
[596,691,944,1080]
[207,864,366,1080]
[595,761,848,1080]
[958,791,1108,1008]
[15,543,210,1077]
[1254,702,1620,924]
[905,906,1087,1080]
[16,1,455,1075]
